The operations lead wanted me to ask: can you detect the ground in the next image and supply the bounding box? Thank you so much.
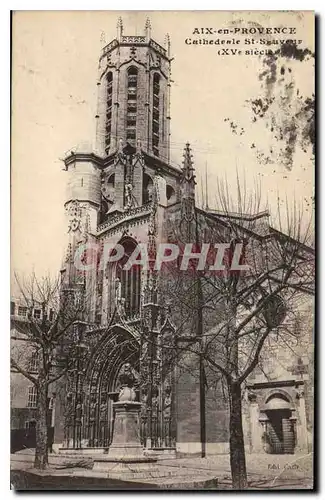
[162,453,313,489]
[11,450,313,490]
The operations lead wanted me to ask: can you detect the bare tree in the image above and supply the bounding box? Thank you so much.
[11,272,86,469]
[157,178,314,489]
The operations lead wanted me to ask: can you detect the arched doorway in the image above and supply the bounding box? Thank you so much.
[262,393,296,454]
[63,325,140,450]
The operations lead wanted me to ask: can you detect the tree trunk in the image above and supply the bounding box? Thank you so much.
[228,382,248,489]
[34,383,49,469]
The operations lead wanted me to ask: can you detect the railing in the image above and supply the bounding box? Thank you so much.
[122,35,146,44]
[149,39,167,57]
[101,37,167,59]
[97,203,153,234]
[101,39,119,58]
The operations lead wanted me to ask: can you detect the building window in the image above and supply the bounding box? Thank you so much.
[105,72,113,155]
[126,129,136,141]
[27,386,38,408]
[152,73,160,156]
[33,309,41,320]
[127,103,136,113]
[25,420,36,429]
[29,351,39,372]
[143,173,153,204]
[162,94,165,141]
[10,301,15,315]
[126,67,138,145]
[18,306,28,317]
[166,184,176,205]
[116,239,141,318]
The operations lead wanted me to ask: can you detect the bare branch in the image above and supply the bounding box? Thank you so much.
[11,357,39,387]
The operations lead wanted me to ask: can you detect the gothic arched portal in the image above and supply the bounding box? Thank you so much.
[64,324,139,449]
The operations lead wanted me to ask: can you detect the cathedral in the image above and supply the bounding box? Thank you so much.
[52,18,314,457]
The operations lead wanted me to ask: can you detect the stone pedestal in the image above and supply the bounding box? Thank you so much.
[93,400,157,475]
[108,401,143,458]
[93,364,157,477]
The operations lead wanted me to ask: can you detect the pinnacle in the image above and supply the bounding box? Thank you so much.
[145,17,151,30]
[181,142,195,180]
[182,143,194,168]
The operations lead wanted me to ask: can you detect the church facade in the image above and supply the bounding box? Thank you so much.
[53,19,314,457]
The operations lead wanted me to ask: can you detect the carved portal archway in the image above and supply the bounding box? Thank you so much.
[63,315,177,451]
[64,324,139,449]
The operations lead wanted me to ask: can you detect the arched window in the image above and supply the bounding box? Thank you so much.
[126,67,138,144]
[105,72,113,154]
[152,73,160,156]
[100,173,115,222]
[143,173,153,204]
[166,184,176,205]
[102,173,115,204]
[116,239,141,318]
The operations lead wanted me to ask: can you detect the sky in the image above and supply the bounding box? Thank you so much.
[11,10,314,278]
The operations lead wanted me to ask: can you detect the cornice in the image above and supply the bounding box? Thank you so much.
[246,379,304,389]
[63,152,105,169]
[100,37,171,63]
[97,203,153,235]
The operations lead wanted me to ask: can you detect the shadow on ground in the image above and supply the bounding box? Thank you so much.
[11,470,155,491]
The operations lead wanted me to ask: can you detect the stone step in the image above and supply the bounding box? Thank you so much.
[126,475,219,489]
[11,453,92,468]
[11,468,219,490]
[58,448,106,456]
[107,471,175,480]
[90,465,216,481]
[93,464,160,474]
[70,467,218,488]
[144,448,177,460]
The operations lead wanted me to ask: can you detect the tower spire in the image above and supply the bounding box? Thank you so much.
[164,33,171,57]
[180,143,196,229]
[180,142,196,204]
[144,17,151,40]
[182,143,195,182]
[117,16,123,41]
[96,19,172,159]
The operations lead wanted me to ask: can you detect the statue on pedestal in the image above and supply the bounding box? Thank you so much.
[118,363,137,402]
[75,397,83,448]
[163,385,172,447]
[125,182,133,210]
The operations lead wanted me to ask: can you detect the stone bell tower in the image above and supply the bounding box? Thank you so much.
[95,17,172,162]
